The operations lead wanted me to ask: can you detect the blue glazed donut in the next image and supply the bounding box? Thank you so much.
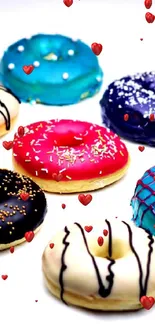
[0,34,103,106]
[100,72,155,146]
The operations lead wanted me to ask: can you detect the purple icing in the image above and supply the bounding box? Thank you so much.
[100,72,155,146]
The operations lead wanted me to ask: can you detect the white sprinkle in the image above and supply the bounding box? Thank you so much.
[41,168,48,173]
[35,171,38,176]
[59,168,67,173]
[8,63,15,70]
[13,153,17,157]
[17,45,24,52]
[26,152,30,156]
[96,76,102,82]
[33,61,40,67]
[35,156,40,161]
[99,171,102,175]
[68,49,74,56]
[62,72,69,80]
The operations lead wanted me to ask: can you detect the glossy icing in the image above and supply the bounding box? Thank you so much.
[0,34,103,105]
[131,166,155,235]
[0,86,20,130]
[42,218,155,308]
[12,119,129,181]
[0,169,47,245]
[100,72,155,146]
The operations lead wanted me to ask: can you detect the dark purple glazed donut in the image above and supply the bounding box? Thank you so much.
[100,72,155,146]
[0,169,47,250]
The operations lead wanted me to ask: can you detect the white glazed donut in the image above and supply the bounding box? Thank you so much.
[42,218,155,311]
[0,86,20,136]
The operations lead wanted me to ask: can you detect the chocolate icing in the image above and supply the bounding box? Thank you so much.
[100,72,155,146]
[0,169,47,245]
[59,220,154,303]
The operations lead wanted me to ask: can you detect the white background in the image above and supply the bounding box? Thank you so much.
[0,0,155,324]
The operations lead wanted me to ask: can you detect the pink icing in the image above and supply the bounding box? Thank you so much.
[12,119,129,181]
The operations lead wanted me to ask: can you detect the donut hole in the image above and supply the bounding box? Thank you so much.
[53,130,84,147]
[90,239,130,260]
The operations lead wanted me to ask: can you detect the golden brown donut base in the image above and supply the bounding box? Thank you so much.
[42,266,142,311]
[12,157,130,193]
[0,224,41,250]
[0,115,18,137]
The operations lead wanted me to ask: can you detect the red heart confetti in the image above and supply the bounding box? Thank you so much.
[2,141,13,150]
[145,12,155,23]
[84,226,93,233]
[24,231,34,242]
[23,65,34,75]
[138,146,145,152]
[18,126,25,137]
[78,194,93,206]
[91,43,103,56]
[52,173,63,182]
[140,38,143,41]
[144,0,152,9]
[35,300,38,302]
[97,236,104,246]
[61,203,66,209]
[103,229,108,236]
[20,191,29,201]
[149,113,155,121]
[63,0,73,6]
[140,296,155,310]
[9,246,14,254]
[49,243,54,249]
[124,114,129,121]
[1,275,8,280]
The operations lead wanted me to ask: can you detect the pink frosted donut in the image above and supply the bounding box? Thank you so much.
[12,119,130,193]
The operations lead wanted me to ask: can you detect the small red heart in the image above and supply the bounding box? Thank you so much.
[24,231,34,242]
[78,194,93,206]
[140,38,143,41]
[124,114,129,121]
[49,243,54,249]
[2,141,13,150]
[144,0,152,10]
[9,246,14,253]
[84,225,93,233]
[138,146,145,152]
[18,126,25,137]
[149,113,155,121]
[140,296,155,310]
[97,236,104,246]
[35,300,38,302]
[20,191,29,201]
[61,203,66,209]
[52,173,63,182]
[2,275,8,280]
[145,12,155,23]
[91,43,103,56]
[103,229,108,236]
[63,0,73,7]
[23,65,34,75]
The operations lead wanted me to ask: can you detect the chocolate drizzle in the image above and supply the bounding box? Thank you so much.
[0,100,10,130]
[122,221,154,298]
[59,220,154,304]
[59,226,70,304]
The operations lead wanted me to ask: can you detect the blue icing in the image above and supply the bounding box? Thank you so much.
[100,72,155,146]
[0,34,103,105]
[131,166,155,235]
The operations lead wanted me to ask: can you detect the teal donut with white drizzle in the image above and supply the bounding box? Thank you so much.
[0,34,103,105]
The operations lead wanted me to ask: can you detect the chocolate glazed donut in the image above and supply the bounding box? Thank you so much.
[100,72,155,146]
[0,169,47,249]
